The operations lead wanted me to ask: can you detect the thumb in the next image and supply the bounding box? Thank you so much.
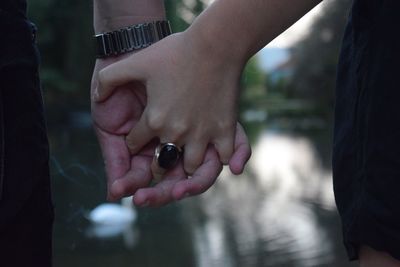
[93,54,147,102]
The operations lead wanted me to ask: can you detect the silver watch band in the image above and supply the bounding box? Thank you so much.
[95,20,172,58]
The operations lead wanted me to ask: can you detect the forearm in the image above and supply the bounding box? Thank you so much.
[94,0,166,34]
[187,0,322,64]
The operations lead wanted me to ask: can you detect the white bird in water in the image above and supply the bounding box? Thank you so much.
[88,196,137,225]
[86,196,139,247]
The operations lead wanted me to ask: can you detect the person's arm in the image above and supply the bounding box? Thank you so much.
[92,0,166,200]
[96,0,319,179]
[93,0,165,33]
[186,0,322,66]
[91,0,251,205]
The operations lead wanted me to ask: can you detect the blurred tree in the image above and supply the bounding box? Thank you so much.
[239,57,268,142]
[287,0,352,120]
[29,0,94,114]
[165,1,189,32]
[28,0,267,129]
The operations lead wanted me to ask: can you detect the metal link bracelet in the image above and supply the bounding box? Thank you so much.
[94,20,172,58]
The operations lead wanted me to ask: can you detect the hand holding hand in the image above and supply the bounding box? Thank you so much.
[94,32,245,175]
[91,55,251,207]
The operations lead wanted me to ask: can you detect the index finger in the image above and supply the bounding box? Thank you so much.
[172,146,222,200]
[95,128,130,200]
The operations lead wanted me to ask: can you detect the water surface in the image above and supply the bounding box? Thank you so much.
[50,120,357,267]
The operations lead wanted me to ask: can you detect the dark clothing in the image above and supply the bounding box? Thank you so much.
[0,0,26,18]
[334,0,400,261]
[0,2,53,266]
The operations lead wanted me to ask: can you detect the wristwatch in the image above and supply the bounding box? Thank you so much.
[95,20,172,58]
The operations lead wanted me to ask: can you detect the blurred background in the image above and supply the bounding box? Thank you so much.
[28,0,358,266]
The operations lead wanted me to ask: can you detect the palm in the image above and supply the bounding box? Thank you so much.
[91,59,251,207]
[92,60,199,206]
[92,82,145,135]
[92,59,153,200]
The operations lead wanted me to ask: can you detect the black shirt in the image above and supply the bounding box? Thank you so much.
[333,0,400,260]
[0,0,26,17]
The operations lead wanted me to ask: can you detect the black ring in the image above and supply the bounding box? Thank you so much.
[155,143,182,169]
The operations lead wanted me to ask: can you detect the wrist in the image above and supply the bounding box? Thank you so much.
[95,20,171,58]
[94,16,166,34]
[184,24,248,76]
[185,16,250,69]
[93,0,166,33]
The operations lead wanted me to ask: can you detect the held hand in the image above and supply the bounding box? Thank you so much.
[91,57,149,201]
[91,55,251,206]
[94,32,245,175]
[112,123,251,207]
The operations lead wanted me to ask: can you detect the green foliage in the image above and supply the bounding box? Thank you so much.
[27,0,266,111]
[165,1,190,32]
[29,0,95,109]
[242,57,265,89]
[27,0,352,140]
[26,0,353,154]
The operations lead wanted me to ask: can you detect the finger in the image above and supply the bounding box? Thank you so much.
[110,155,153,200]
[94,55,147,102]
[133,177,177,208]
[133,161,185,207]
[183,141,208,175]
[133,184,173,207]
[95,128,130,201]
[229,123,251,174]
[125,118,155,155]
[172,146,222,200]
[150,140,184,181]
[213,134,235,165]
[151,155,167,182]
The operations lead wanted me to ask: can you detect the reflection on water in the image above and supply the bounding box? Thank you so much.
[86,197,138,248]
[50,121,356,267]
[250,133,335,209]
[188,133,336,267]
[85,223,139,249]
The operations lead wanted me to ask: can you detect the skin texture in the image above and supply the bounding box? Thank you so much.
[94,32,242,176]
[359,246,400,267]
[91,54,251,207]
[94,0,322,176]
[94,0,166,33]
[91,1,251,207]
[92,1,399,264]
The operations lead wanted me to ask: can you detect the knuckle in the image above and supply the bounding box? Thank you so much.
[171,121,189,134]
[145,113,164,131]
[217,120,235,132]
[167,122,189,141]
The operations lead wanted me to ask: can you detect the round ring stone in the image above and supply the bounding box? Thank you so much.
[156,143,182,169]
